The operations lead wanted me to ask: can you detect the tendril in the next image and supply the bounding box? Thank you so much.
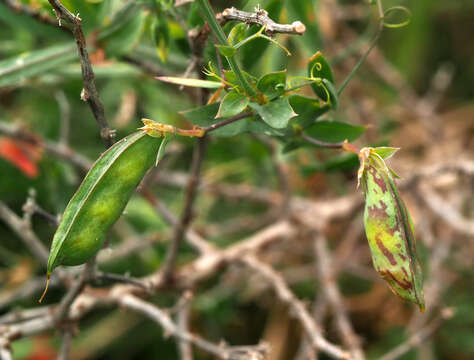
[382,6,412,28]
[310,61,323,78]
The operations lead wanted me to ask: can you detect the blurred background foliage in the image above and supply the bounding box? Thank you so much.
[0,0,473,359]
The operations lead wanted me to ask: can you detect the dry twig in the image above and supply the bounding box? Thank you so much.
[379,308,455,360]
[162,137,208,280]
[47,0,114,147]
[222,7,306,35]
[314,234,365,360]
[242,255,350,360]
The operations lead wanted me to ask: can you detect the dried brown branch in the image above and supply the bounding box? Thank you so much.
[407,220,454,331]
[314,234,365,360]
[161,137,208,280]
[0,221,341,359]
[47,0,114,147]
[417,183,474,236]
[202,112,253,134]
[0,201,49,265]
[94,271,148,290]
[253,135,291,217]
[22,188,59,226]
[54,259,95,323]
[55,90,71,146]
[298,133,345,149]
[0,306,52,326]
[57,328,72,360]
[379,308,455,360]
[222,7,306,35]
[0,338,12,360]
[2,0,67,31]
[241,255,350,360]
[177,300,193,360]
[114,294,269,360]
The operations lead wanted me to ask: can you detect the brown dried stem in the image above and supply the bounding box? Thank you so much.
[161,137,208,281]
[47,0,114,147]
[314,234,365,360]
[2,0,67,31]
[222,7,306,35]
[379,308,455,360]
[242,255,350,360]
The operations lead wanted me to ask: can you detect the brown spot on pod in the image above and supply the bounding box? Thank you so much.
[367,165,387,193]
[380,270,413,290]
[376,233,398,266]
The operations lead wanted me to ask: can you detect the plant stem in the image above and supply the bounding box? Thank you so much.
[196,0,257,97]
[337,0,385,96]
[202,111,253,133]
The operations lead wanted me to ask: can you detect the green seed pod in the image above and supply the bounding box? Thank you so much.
[45,131,162,277]
[358,147,425,312]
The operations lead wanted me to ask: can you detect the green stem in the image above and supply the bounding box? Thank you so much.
[196,0,257,97]
[337,0,385,96]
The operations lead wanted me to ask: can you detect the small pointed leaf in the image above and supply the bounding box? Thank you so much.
[156,76,223,88]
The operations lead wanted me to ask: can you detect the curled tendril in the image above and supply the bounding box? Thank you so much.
[287,76,323,93]
[233,25,291,56]
[310,61,323,78]
[382,6,412,28]
[260,34,292,56]
[317,81,332,105]
[289,76,314,88]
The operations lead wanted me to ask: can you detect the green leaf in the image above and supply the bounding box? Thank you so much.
[245,117,285,136]
[228,23,247,46]
[287,0,322,52]
[224,70,257,87]
[155,135,171,166]
[53,62,140,79]
[217,90,249,118]
[0,43,77,87]
[287,95,329,131]
[151,16,170,62]
[304,121,366,143]
[301,153,359,174]
[256,70,287,100]
[216,44,237,57]
[371,147,400,160]
[156,76,223,88]
[181,103,281,137]
[180,103,248,137]
[249,98,297,129]
[101,9,146,56]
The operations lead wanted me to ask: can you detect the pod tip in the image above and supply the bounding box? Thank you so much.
[38,274,50,303]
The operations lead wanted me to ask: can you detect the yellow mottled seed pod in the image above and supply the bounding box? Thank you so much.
[358,147,424,312]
